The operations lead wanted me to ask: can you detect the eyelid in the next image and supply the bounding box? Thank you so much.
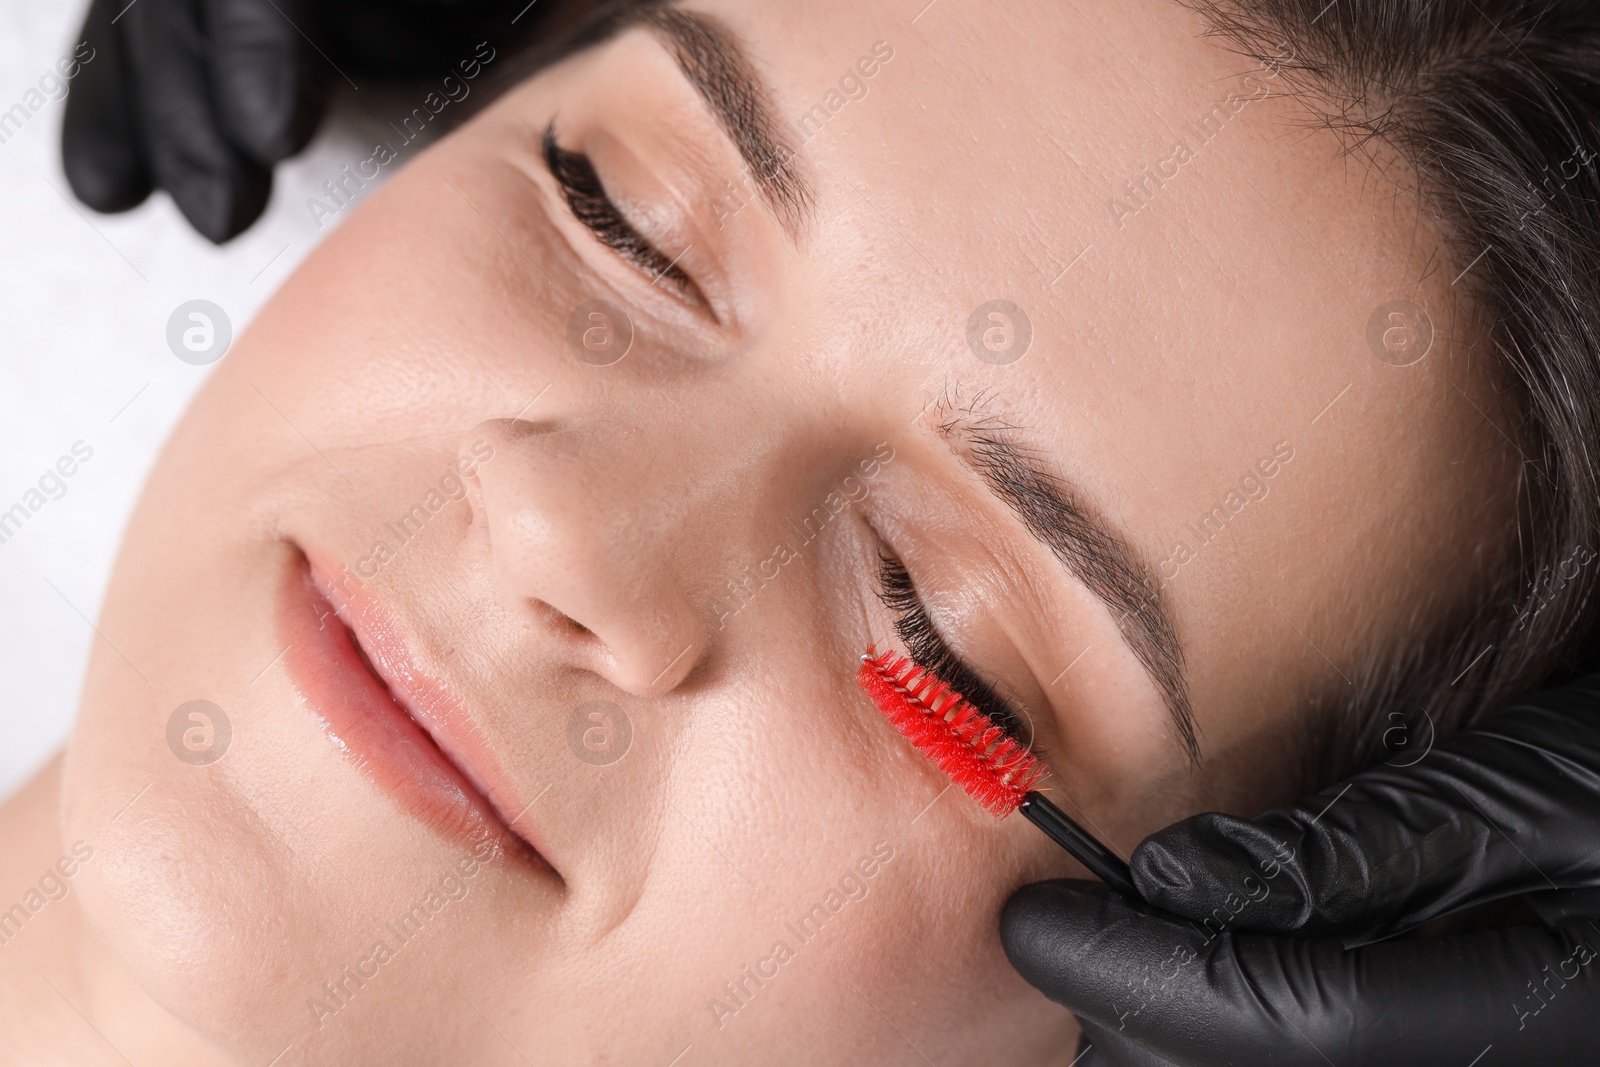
[871,545,1045,757]
[540,123,701,300]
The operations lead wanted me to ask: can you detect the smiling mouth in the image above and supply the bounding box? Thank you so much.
[276,548,554,876]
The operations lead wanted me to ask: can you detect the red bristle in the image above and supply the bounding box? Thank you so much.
[856,648,1046,818]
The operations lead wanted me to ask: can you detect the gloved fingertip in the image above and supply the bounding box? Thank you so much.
[206,0,324,164]
[63,124,154,214]
[213,52,324,164]
[1130,812,1275,911]
[169,164,272,243]
[61,0,152,213]
[1127,835,1196,898]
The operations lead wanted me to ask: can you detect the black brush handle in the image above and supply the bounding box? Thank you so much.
[1018,792,1139,898]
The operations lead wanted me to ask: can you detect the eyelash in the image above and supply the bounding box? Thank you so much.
[541,124,693,293]
[873,549,1043,755]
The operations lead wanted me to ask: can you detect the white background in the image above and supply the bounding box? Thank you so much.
[0,2,434,798]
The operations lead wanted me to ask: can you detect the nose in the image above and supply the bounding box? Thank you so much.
[460,415,729,695]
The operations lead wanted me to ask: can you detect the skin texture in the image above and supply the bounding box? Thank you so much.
[0,0,1518,1063]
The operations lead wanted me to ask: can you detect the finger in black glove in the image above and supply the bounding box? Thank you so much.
[63,0,314,241]
[1133,675,1600,947]
[1005,880,1600,1067]
[61,0,542,243]
[1002,672,1600,1066]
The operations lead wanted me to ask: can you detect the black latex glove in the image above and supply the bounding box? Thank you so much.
[62,0,536,242]
[1001,672,1600,1066]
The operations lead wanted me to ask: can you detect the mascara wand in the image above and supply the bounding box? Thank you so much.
[858,648,1139,899]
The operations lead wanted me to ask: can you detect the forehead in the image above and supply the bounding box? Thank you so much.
[718,0,1256,243]
[670,0,1465,508]
[686,0,1413,380]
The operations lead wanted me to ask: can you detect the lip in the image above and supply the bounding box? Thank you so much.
[277,548,554,875]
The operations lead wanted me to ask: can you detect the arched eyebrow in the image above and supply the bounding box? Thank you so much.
[571,1,815,237]
[935,393,1199,763]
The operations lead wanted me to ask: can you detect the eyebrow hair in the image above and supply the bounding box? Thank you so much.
[934,393,1199,763]
[564,0,814,235]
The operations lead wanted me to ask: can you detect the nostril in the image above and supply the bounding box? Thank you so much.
[529,598,591,639]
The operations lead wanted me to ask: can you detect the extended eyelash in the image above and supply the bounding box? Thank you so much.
[873,550,1046,759]
[541,123,692,291]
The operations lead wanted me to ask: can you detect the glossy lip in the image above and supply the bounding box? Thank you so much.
[276,548,556,877]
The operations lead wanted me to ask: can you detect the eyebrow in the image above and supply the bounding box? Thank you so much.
[575,0,814,235]
[934,394,1199,763]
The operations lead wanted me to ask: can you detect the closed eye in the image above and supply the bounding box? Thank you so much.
[541,123,696,296]
[873,548,1046,757]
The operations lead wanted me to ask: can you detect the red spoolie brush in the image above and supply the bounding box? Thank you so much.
[857,647,1138,896]
[856,648,1046,816]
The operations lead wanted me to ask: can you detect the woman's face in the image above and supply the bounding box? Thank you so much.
[60,0,1512,1062]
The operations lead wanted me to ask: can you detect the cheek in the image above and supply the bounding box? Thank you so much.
[61,750,312,1051]
[777,722,1071,1060]
[556,643,1062,1061]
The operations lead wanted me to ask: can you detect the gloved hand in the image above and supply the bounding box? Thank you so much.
[1001,672,1600,1066]
[61,0,538,243]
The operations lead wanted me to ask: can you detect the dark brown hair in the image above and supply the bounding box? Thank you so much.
[1182,0,1600,785]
